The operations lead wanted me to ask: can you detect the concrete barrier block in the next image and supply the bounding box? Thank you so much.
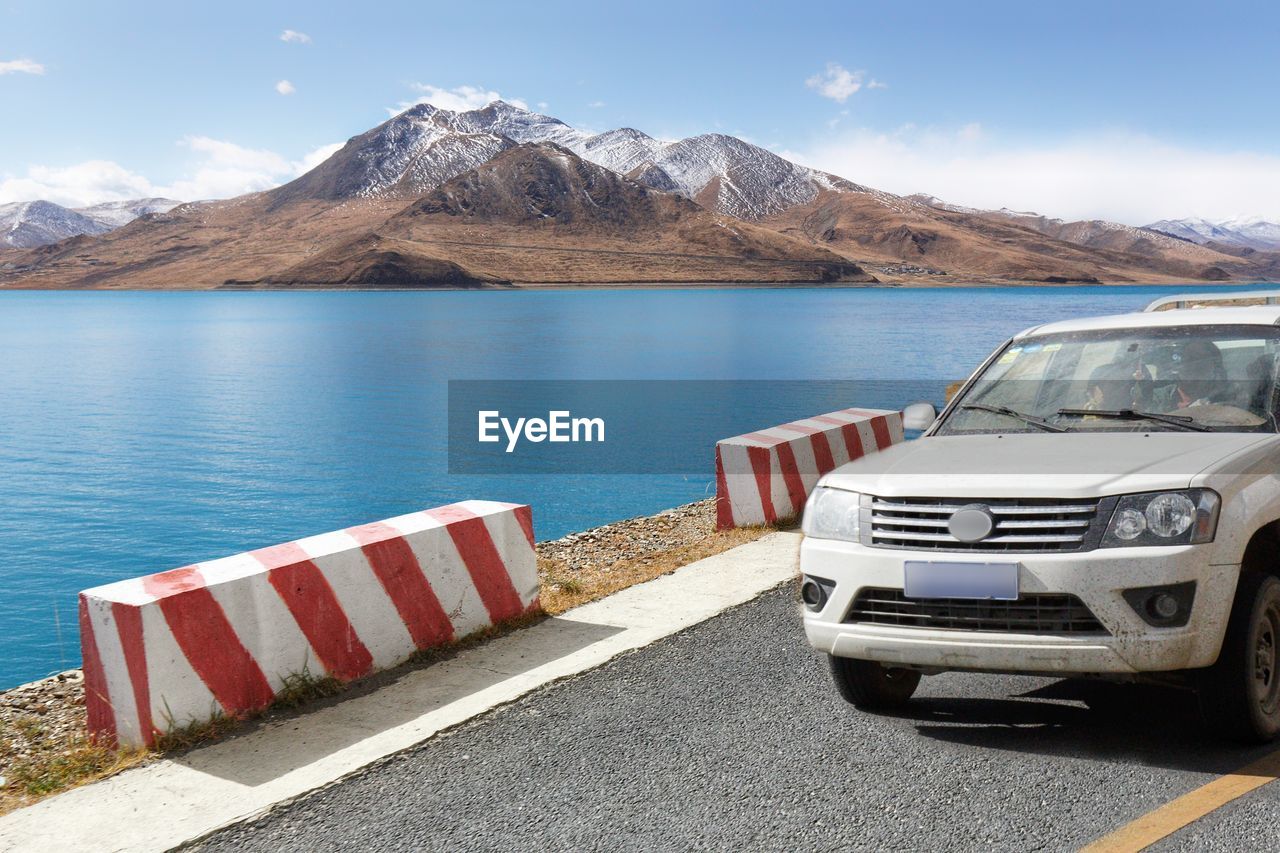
[79,500,539,748]
[715,408,903,530]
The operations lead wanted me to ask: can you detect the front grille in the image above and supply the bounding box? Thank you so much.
[867,496,1108,553]
[847,588,1108,635]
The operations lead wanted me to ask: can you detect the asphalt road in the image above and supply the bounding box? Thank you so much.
[195,585,1280,852]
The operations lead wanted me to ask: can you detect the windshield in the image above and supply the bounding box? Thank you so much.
[938,324,1280,435]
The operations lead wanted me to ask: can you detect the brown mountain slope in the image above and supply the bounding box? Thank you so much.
[257,235,508,288]
[900,196,1250,281]
[762,190,1242,283]
[263,144,874,285]
[0,141,874,290]
[968,209,1243,276]
[1190,243,1280,278]
[265,104,513,207]
[0,195,407,289]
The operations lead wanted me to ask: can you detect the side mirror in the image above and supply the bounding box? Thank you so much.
[902,401,939,432]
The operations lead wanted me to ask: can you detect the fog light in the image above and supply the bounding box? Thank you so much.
[800,575,834,611]
[1121,581,1196,628]
[1150,592,1180,620]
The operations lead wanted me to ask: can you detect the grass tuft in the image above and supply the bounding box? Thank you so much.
[151,664,345,752]
[550,576,585,595]
[152,711,242,753]
[6,739,143,798]
[271,666,345,711]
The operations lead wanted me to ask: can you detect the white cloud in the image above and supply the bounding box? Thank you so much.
[0,58,44,75]
[275,79,296,95]
[806,63,868,103]
[294,141,343,173]
[0,161,152,207]
[785,125,1280,224]
[390,83,528,115]
[587,100,605,108]
[279,29,311,44]
[955,122,983,143]
[867,79,888,90]
[0,138,344,206]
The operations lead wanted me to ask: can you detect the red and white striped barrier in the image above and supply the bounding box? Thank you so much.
[79,500,538,749]
[715,408,903,530]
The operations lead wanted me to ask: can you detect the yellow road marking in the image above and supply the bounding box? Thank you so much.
[1081,749,1280,852]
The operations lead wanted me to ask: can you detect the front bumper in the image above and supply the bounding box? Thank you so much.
[801,537,1240,674]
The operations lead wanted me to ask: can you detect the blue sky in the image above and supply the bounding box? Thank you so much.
[2,0,1279,223]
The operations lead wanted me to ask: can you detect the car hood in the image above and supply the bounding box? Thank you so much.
[821,432,1278,499]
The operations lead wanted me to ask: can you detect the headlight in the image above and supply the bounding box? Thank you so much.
[1102,489,1219,547]
[802,487,862,542]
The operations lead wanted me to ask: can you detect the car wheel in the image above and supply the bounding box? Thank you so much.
[1201,573,1280,743]
[828,655,921,709]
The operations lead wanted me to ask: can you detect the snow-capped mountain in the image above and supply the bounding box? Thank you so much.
[622,133,850,219]
[272,100,874,220]
[575,128,665,175]
[268,143,871,287]
[1144,217,1280,251]
[0,197,185,248]
[990,207,1193,251]
[904,193,979,214]
[908,196,1219,255]
[269,103,515,204]
[77,198,182,229]
[450,100,590,149]
[0,200,111,248]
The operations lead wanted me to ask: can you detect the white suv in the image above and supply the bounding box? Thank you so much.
[801,293,1280,741]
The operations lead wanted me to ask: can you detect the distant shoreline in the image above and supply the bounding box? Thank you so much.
[2,279,1276,293]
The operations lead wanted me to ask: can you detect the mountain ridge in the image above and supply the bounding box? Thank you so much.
[1144,216,1280,251]
[259,143,873,286]
[3,100,1276,287]
[4,142,871,289]
[903,195,1257,280]
[0,197,183,248]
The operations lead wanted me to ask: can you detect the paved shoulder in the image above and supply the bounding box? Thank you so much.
[197,585,1277,852]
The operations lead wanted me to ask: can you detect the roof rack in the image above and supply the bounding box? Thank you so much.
[1143,291,1280,312]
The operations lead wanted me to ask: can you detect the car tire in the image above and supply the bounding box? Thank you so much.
[828,655,921,709]
[1200,572,1280,743]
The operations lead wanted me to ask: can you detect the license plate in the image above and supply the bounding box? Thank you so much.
[903,561,1019,600]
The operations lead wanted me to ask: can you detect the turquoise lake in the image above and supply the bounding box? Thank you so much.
[1,284,1274,687]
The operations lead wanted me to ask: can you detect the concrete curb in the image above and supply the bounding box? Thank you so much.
[79,501,538,748]
[716,408,903,529]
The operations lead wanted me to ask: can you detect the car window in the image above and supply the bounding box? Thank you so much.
[938,324,1280,434]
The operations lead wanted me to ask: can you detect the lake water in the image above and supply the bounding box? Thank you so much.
[1,284,1274,687]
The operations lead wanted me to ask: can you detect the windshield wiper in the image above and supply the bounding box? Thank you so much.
[960,403,1069,432]
[1056,408,1211,432]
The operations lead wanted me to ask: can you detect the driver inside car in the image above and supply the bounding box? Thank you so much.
[1151,339,1227,411]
